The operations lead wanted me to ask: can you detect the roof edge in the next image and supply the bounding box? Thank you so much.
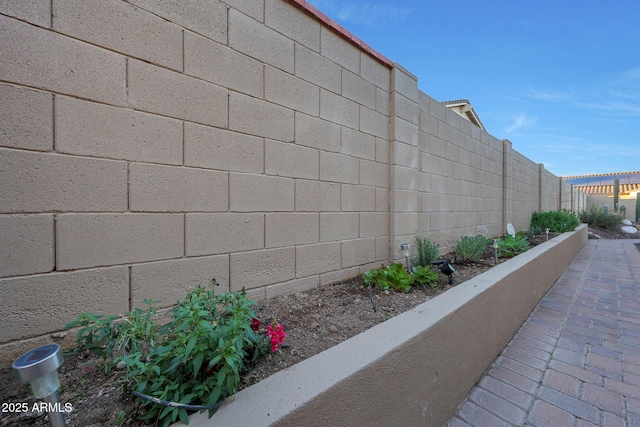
[442,99,486,131]
[563,171,640,179]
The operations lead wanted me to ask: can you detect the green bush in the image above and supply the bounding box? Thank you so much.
[410,265,439,288]
[64,302,158,369]
[454,235,489,263]
[65,282,269,427]
[530,209,580,233]
[363,263,414,293]
[528,224,543,236]
[498,234,529,258]
[413,235,439,267]
[578,206,623,229]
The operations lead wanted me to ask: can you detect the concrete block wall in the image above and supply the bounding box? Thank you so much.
[510,149,541,231]
[0,0,587,358]
[0,0,392,358]
[560,180,575,211]
[541,167,560,211]
[413,95,505,252]
[574,188,588,215]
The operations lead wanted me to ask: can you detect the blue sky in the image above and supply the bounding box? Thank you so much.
[307,0,639,177]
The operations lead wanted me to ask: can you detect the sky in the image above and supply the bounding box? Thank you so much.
[306,0,640,177]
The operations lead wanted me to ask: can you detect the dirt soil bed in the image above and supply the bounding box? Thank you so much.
[0,228,630,426]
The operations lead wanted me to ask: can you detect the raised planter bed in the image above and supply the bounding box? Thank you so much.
[178,225,588,427]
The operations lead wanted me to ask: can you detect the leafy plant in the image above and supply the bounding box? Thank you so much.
[528,224,543,236]
[65,282,275,427]
[363,263,414,293]
[454,235,489,263]
[498,234,530,258]
[410,265,439,288]
[413,235,439,267]
[114,409,132,426]
[578,206,623,229]
[531,210,580,233]
[64,312,120,360]
[363,268,383,288]
[64,300,159,371]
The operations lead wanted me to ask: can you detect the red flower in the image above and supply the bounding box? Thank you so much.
[266,322,286,352]
[250,317,261,331]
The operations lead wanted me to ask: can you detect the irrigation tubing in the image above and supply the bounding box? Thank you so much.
[367,287,377,312]
[132,391,226,411]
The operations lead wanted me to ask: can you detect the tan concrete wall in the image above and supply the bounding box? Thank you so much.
[182,225,588,427]
[560,180,575,211]
[413,95,505,253]
[510,149,540,231]
[588,194,638,220]
[0,0,588,359]
[541,167,560,211]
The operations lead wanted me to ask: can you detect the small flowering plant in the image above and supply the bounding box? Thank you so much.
[250,316,286,352]
[66,283,288,427]
[250,317,262,332]
[266,319,287,352]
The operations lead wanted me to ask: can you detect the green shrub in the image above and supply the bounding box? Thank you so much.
[65,282,269,427]
[413,235,439,267]
[64,301,158,369]
[454,235,489,263]
[363,263,414,293]
[528,224,543,236]
[531,210,580,233]
[578,206,623,229]
[498,234,529,258]
[410,265,439,288]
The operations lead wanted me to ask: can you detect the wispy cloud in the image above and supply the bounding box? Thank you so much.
[521,86,572,102]
[543,141,640,161]
[580,67,640,115]
[576,99,640,115]
[610,67,640,85]
[504,113,537,133]
[518,67,640,118]
[308,0,413,27]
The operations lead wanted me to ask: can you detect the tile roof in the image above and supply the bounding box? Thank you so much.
[563,171,640,194]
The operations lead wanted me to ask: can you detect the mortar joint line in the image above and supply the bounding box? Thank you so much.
[128,265,133,312]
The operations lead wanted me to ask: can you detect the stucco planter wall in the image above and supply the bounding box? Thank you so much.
[178,224,588,427]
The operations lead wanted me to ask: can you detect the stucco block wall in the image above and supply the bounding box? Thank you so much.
[0,0,587,358]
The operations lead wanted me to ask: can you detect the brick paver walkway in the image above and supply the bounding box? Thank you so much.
[446,238,640,427]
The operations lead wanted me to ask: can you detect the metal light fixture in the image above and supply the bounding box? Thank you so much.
[492,238,499,265]
[545,228,550,241]
[400,243,410,270]
[13,343,66,427]
[432,259,456,286]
